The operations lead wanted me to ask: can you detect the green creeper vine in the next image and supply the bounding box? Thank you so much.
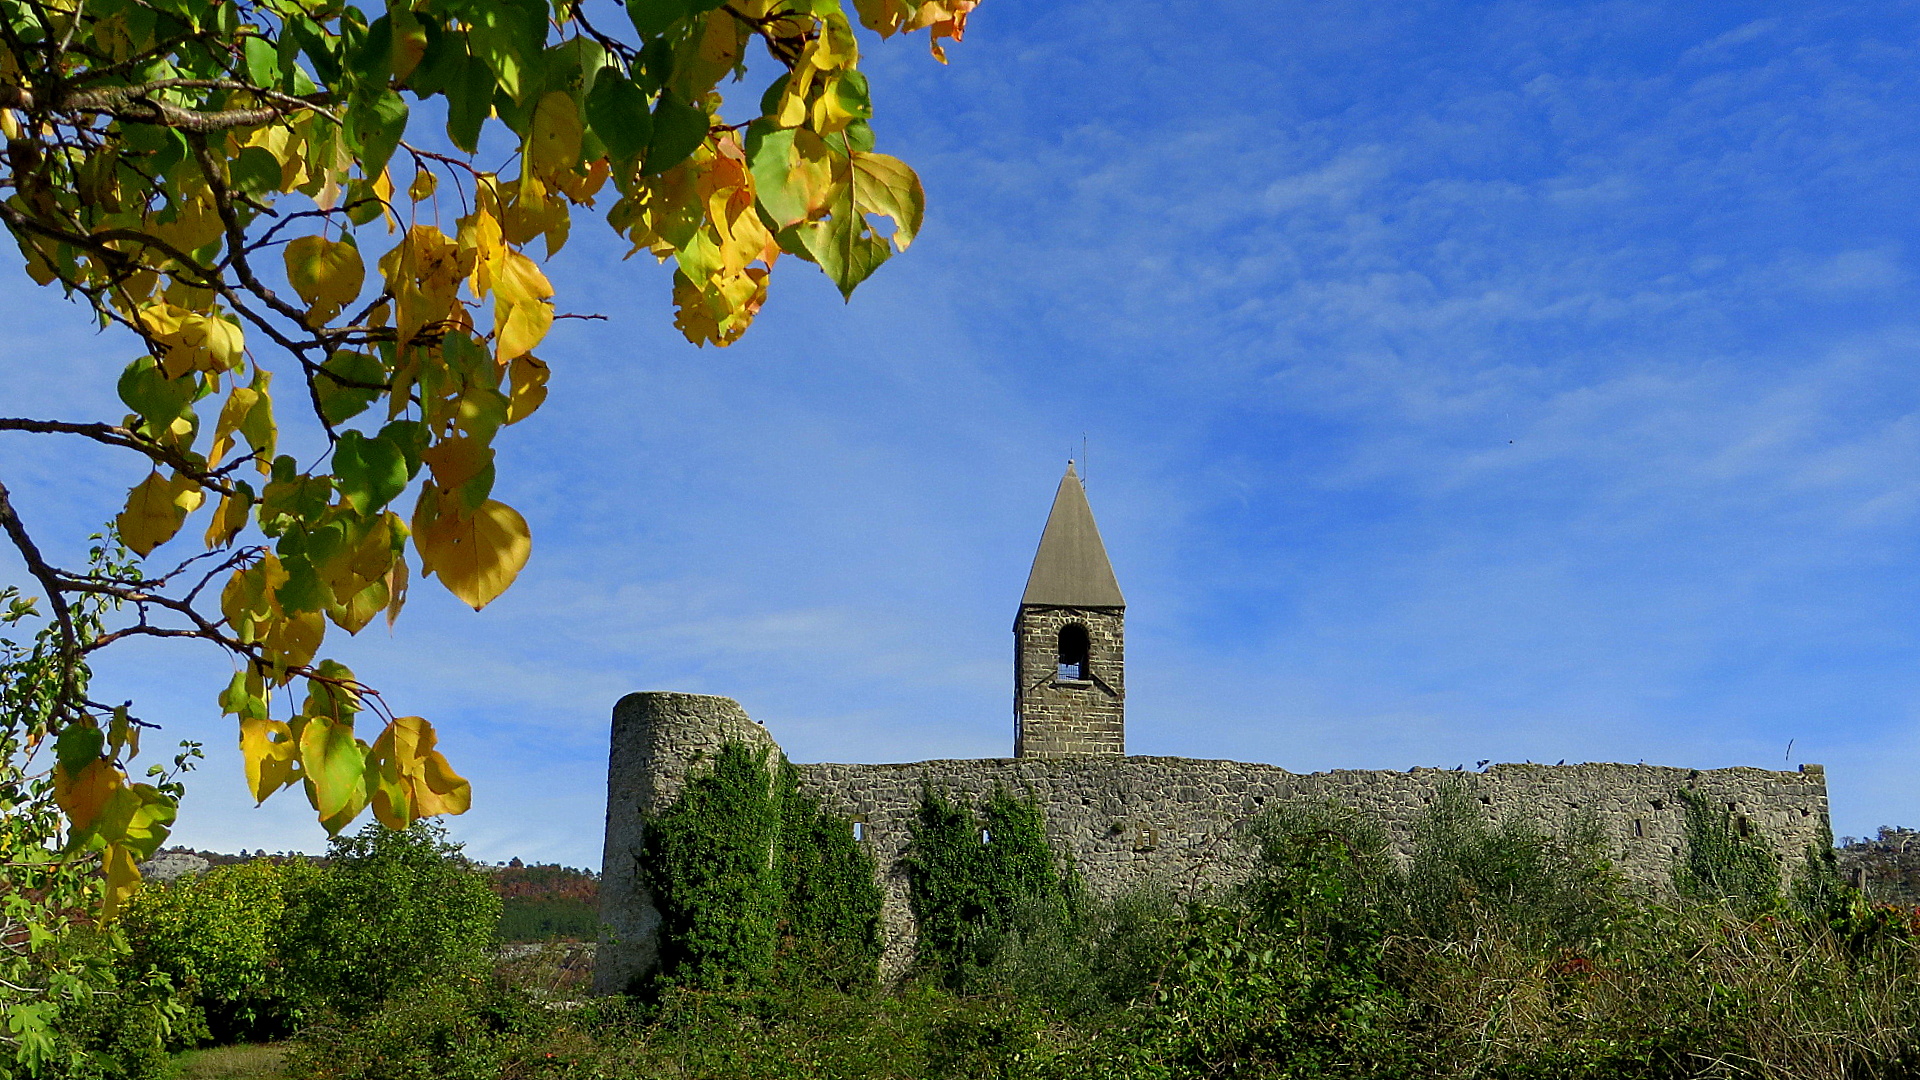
[641,743,881,992]
[902,784,1081,987]
[1673,786,1782,915]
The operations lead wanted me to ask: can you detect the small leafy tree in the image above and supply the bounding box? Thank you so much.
[0,0,986,907]
[0,551,195,1076]
[280,820,500,1018]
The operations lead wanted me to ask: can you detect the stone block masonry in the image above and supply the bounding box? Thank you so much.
[596,692,1832,990]
[1015,606,1124,757]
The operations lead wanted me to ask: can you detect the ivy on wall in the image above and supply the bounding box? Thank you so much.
[902,784,1082,987]
[641,743,882,992]
[1673,787,1783,915]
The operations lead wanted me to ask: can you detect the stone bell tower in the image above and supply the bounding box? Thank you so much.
[1014,463,1125,757]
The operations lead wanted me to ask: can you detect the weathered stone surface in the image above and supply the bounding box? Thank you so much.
[1015,606,1124,757]
[595,694,1832,988]
[593,692,775,995]
[137,850,210,882]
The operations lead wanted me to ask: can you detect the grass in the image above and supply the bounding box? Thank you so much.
[172,1043,287,1080]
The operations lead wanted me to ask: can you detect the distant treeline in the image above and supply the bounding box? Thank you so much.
[150,849,602,942]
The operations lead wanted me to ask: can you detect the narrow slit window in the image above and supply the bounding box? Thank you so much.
[1057,623,1090,680]
[1632,819,1644,838]
[852,822,866,842]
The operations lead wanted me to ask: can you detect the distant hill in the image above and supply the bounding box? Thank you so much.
[490,859,600,942]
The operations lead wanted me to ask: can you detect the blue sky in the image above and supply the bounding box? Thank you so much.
[6,0,1920,867]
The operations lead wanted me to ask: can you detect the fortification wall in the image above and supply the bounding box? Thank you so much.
[797,756,1830,980]
[597,693,1832,989]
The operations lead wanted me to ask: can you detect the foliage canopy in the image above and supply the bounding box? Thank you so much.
[0,0,980,909]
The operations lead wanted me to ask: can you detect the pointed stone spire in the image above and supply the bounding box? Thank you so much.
[1021,462,1125,608]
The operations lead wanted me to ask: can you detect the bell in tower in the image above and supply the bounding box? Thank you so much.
[1014,463,1125,757]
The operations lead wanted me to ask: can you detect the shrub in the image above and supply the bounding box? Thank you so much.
[641,743,882,992]
[902,785,1080,989]
[979,887,1182,1015]
[33,929,181,1080]
[285,978,557,1080]
[280,821,501,1018]
[1406,784,1621,949]
[123,858,317,1042]
[1241,801,1402,973]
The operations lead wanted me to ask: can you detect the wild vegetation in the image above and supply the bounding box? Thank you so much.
[25,746,1920,1079]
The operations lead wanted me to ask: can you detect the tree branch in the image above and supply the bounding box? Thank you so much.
[0,477,79,714]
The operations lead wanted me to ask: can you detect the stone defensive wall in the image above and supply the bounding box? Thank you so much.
[597,692,1833,989]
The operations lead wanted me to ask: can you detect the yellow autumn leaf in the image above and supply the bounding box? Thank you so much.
[505,355,549,424]
[284,234,367,325]
[529,92,583,178]
[492,249,555,360]
[409,166,437,203]
[851,152,925,250]
[101,842,141,921]
[204,489,252,548]
[412,492,531,610]
[53,757,122,831]
[209,386,257,466]
[496,299,553,362]
[261,609,325,675]
[368,715,471,829]
[239,717,299,803]
[117,471,193,556]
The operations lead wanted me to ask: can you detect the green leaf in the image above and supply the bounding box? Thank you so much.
[627,0,688,38]
[55,724,105,776]
[288,17,341,87]
[277,554,331,613]
[342,176,388,226]
[350,15,396,88]
[586,73,653,163]
[242,35,278,86]
[637,36,675,95]
[832,68,872,123]
[229,145,283,196]
[445,55,494,153]
[745,122,807,228]
[409,22,464,97]
[117,356,197,429]
[299,715,368,826]
[332,429,410,516]
[758,73,790,117]
[792,206,890,299]
[645,91,708,175]
[316,350,386,425]
[347,89,408,177]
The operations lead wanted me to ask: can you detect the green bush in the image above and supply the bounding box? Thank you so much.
[123,858,318,1043]
[978,887,1182,1015]
[1406,784,1621,949]
[1241,801,1402,973]
[280,821,501,1019]
[285,978,559,1080]
[32,929,181,1080]
[902,784,1081,989]
[641,743,882,992]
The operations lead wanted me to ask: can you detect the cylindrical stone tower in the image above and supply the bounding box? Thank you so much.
[592,692,776,995]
